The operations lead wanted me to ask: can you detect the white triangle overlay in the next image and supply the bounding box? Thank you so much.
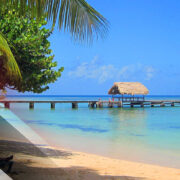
[0,107,60,178]
[0,169,12,180]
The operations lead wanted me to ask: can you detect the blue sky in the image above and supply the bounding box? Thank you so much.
[12,0,180,95]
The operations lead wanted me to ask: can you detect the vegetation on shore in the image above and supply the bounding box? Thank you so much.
[0,7,63,93]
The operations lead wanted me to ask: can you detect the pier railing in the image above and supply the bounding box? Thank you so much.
[113,97,145,102]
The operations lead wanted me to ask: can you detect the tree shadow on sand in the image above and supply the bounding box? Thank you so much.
[0,140,72,158]
[10,161,147,180]
[0,139,147,180]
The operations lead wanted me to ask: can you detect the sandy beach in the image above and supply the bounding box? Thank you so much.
[0,138,179,180]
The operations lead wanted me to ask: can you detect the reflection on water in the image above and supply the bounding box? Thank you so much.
[107,108,147,146]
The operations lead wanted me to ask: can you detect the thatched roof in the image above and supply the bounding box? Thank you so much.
[108,82,149,95]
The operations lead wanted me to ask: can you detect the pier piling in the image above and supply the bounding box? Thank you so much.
[51,102,55,109]
[4,102,10,109]
[29,102,34,109]
[72,102,78,108]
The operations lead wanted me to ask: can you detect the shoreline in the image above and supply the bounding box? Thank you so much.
[47,136,180,169]
[0,138,179,180]
[28,126,180,169]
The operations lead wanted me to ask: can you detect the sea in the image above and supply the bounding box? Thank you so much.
[1,95,180,168]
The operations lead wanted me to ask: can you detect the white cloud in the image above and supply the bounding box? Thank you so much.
[144,66,155,80]
[68,56,156,83]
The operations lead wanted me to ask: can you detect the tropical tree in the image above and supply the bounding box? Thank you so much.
[0,0,108,91]
[0,7,64,93]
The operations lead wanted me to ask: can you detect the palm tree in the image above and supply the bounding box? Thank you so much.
[0,33,21,89]
[0,0,108,89]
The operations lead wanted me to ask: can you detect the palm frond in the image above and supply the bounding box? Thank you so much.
[0,33,22,81]
[0,0,108,42]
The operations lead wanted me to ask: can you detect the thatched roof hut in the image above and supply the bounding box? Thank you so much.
[108,82,149,95]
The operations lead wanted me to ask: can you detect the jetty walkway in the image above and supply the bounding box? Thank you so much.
[0,100,180,109]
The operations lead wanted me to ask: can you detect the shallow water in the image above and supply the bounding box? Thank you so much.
[2,95,180,168]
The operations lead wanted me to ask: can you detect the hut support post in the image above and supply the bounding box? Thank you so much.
[29,102,34,109]
[89,102,96,108]
[4,102,10,109]
[108,102,113,108]
[93,102,97,108]
[97,102,103,108]
[93,103,97,108]
[118,101,122,108]
[171,102,175,107]
[51,102,55,109]
[141,103,144,108]
[130,103,134,108]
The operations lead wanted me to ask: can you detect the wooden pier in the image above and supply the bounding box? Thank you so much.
[0,100,180,109]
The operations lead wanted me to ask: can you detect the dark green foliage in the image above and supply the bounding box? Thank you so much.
[0,8,64,93]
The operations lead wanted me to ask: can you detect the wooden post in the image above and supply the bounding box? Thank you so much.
[72,102,78,108]
[93,103,97,108]
[130,103,134,108]
[141,103,144,108]
[4,102,10,109]
[51,102,55,109]
[88,102,90,107]
[91,103,95,108]
[151,104,154,107]
[108,102,113,108]
[118,101,122,107]
[97,102,103,108]
[29,102,34,109]
[171,102,175,107]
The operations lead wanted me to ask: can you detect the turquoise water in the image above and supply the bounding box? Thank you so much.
[4,96,180,168]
